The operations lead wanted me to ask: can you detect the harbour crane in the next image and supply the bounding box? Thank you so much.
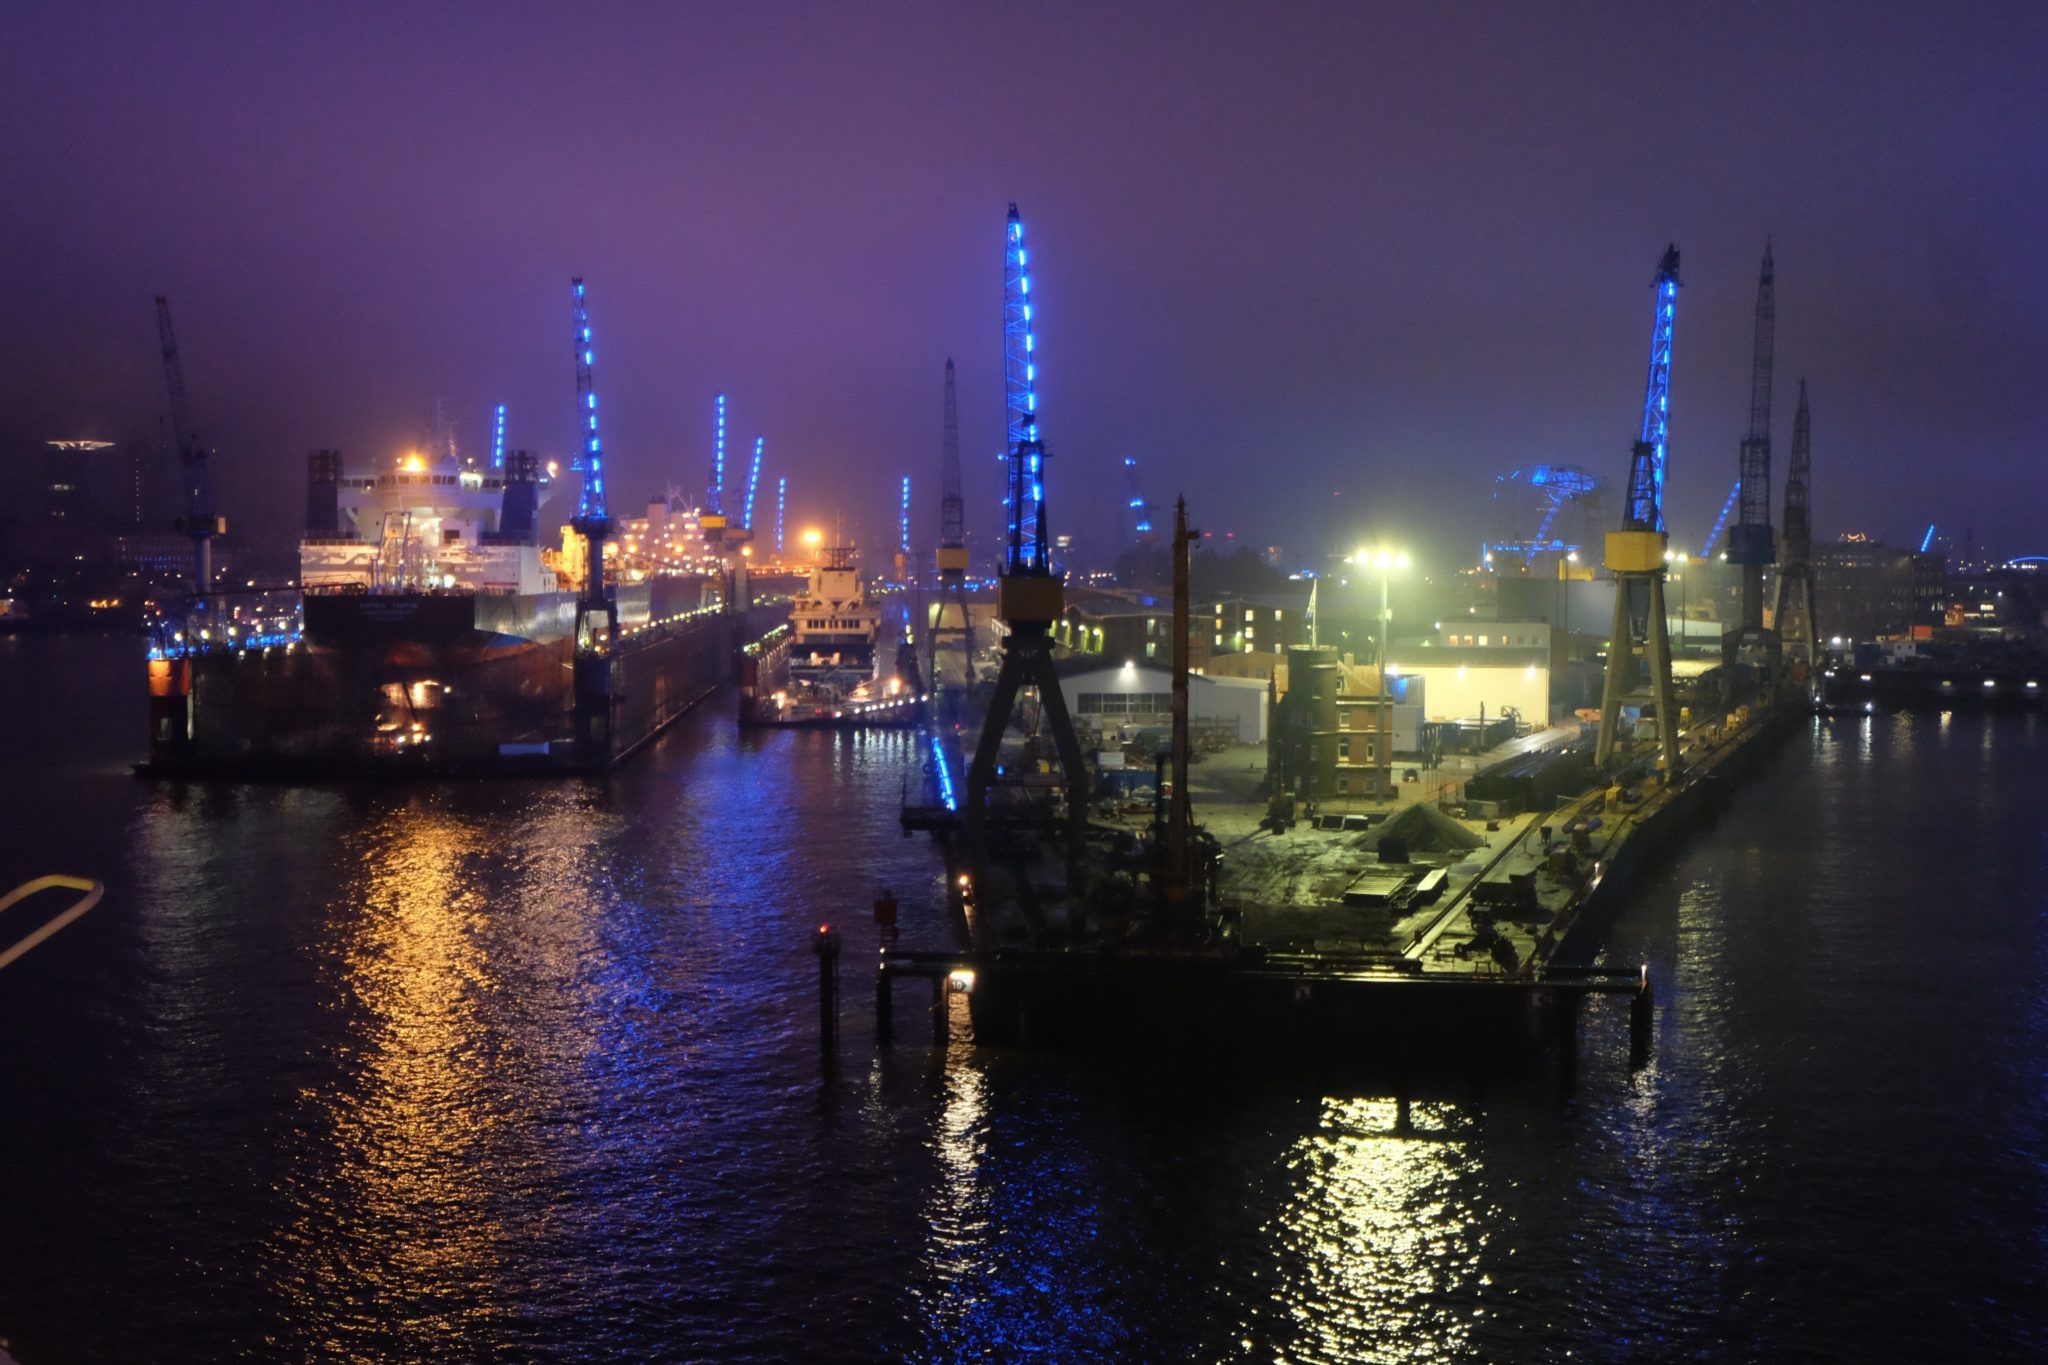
[701,393,730,550]
[492,403,507,471]
[1723,242,1781,671]
[966,204,1087,857]
[1595,246,1685,776]
[776,476,787,557]
[154,296,225,593]
[1770,381,1821,676]
[569,278,613,593]
[570,277,618,753]
[930,358,977,686]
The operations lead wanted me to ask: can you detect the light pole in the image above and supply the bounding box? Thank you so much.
[1664,549,1689,658]
[1352,547,1410,801]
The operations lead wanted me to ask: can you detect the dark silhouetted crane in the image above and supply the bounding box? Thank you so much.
[1771,380,1820,678]
[1723,242,1781,671]
[930,359,977,686]
[155,296,224,593]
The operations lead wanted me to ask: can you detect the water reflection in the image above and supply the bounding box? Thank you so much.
[1263,1097,1487,1360]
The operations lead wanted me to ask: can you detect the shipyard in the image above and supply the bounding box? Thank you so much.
[5,5,2048,1362]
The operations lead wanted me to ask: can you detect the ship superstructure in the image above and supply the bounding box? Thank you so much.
[787,541,883,694]
[302,446,557,596]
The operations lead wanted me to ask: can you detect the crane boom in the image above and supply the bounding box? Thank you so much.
[1623,246,1682,532]
[743,436,764,531]
[1002,204,1049,574]
[570,278,609,529]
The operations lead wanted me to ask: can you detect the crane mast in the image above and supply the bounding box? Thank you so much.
[1725,242,1778,633]
[155,296,223,593]
[1002,204,1048,575]
[1771,380,1821,678]
[1622,246,1681,532]
[492,403,507,470]
[940,358,964,550]
[1597,245,1685,776]
[569,278,612,589]
[968,203,1086,862]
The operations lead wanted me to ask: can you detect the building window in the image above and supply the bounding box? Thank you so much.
[1273,609,1282,622]
[1244,609,1255,622]
[1145,642,1156,658]
[1338,737,1350,759]
[1214,633,1222,647]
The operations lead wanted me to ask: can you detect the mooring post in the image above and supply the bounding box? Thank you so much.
[814,924,841,1051]
[876,951,895,1046]
[1629,966,1654,1068]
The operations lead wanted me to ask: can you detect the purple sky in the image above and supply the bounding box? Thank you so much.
[4,1,2044,565]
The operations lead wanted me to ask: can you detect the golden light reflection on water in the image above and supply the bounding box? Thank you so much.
[1264,1096,1488,1361]
[269,794,619,1348]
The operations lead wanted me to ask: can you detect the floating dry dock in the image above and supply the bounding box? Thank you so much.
[882,700,1800,1064]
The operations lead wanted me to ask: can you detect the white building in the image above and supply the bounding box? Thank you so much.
[1390,620,1557,725]
[1055,659,1268,745]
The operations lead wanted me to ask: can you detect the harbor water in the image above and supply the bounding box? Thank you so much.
[1,632,2043,1361]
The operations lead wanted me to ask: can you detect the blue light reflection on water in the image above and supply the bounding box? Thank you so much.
[0,633,2044,1361]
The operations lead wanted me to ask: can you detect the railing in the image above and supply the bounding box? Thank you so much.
[0,876,105,974]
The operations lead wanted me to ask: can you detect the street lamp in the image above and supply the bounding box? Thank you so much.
[1350,547,1410,801]
[1664,549,1689,656]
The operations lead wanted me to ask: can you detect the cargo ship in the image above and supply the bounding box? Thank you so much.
[143,441,742,776]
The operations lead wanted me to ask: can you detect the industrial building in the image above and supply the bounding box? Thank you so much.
[1055,658,1268,746]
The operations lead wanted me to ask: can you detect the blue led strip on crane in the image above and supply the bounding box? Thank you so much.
[1002,204,1048,573]
[776,476,787,555]
[570,278,607,522]
[491,403,507,470]
[1624,247,1681,532]
[743,436,764,530]
[710,394,727,518]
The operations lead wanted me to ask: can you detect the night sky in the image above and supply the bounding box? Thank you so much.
[5,1,2044,565]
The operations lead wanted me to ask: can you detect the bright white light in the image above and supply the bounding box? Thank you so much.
[947,969,976,993]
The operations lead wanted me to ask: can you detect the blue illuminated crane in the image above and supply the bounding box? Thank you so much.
[569,278,611,579]
[1002,204,1049,575]
[569,278,617,760]
[1701,479,1740,558]
[969,203,1087,859]
[776,476,787,556]
[1122,457,1156,541]
[709,393,727,519]
[1597,245,1685,775]
[743,436,764,531]
[491,403,507,471]
[899,475,913,562]
[1623,246,1682,533]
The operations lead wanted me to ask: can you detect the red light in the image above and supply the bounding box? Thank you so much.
[818,923,833,934]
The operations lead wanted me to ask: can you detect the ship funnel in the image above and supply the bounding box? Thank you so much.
[499,449,540,543]
[306,449,342,535]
